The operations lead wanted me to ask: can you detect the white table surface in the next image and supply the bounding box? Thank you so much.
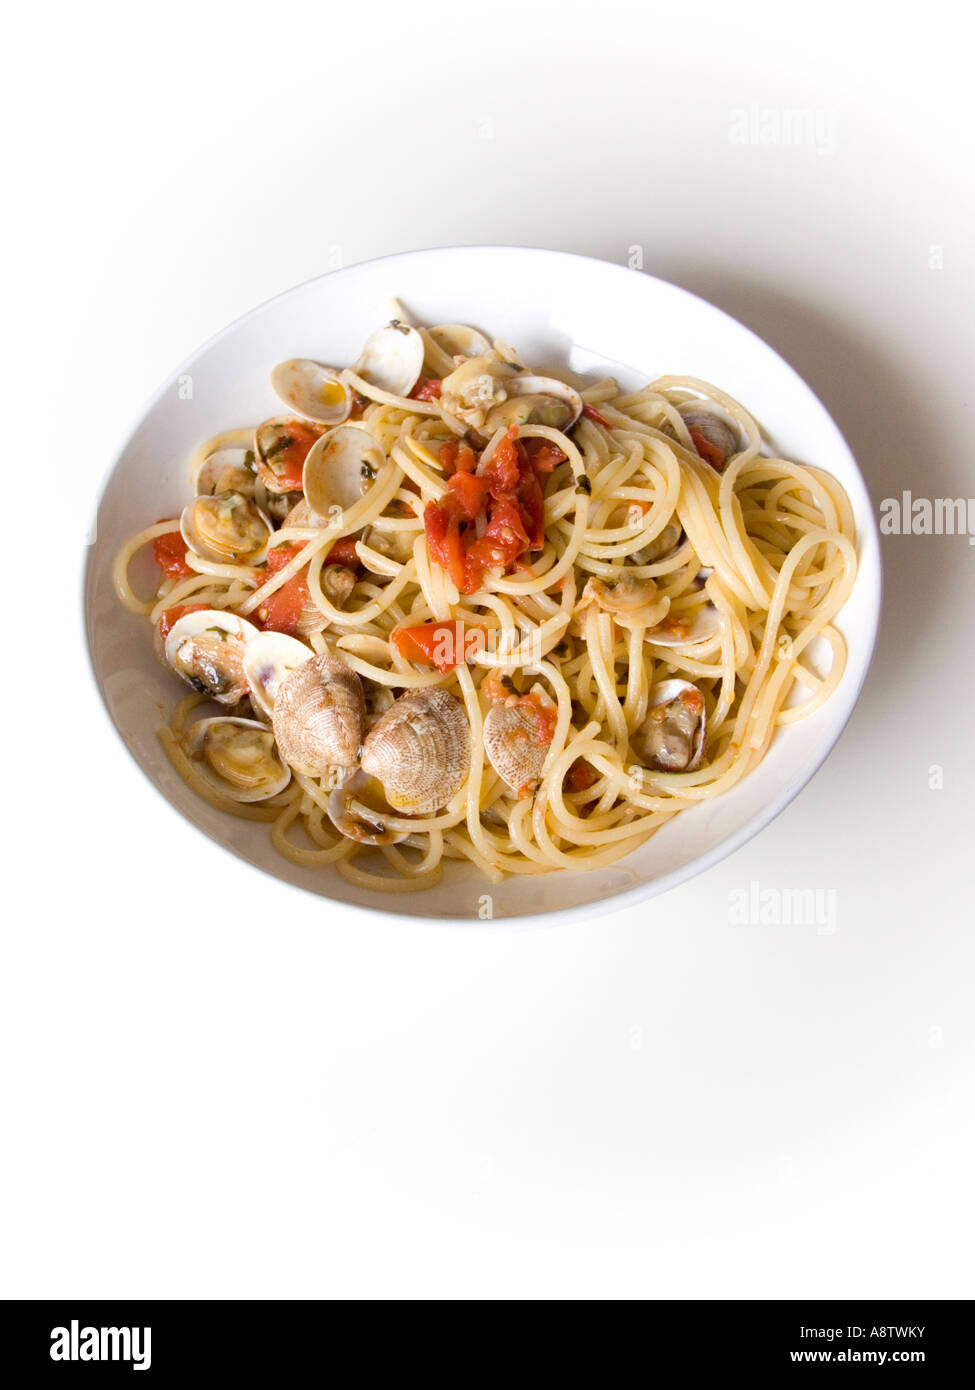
[3,0,972,1298]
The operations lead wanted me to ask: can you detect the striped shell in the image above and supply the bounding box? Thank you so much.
[483,702,548,798]
[271,653,365,777]
[360,688,470,815]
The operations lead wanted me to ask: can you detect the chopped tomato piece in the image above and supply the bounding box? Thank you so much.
[481,425,521,494]
[425,426,551,593]
[521,691,557,746]
[152,526,192,579]
[423,501,467,591]
[265,541,307,574]
[324,536,361,566]
[514,462,545,550]
[445,470,490,520]
[438,438,477,476]
[581,402,611,429]
[411,377,442,401]
[567,759,598,791]
[688,425,725,469]
[520,436,565,474]
[257,577,308,636]
[465,496,531,576]
[157,602,206,640]
[258,542,310,635]
[392,620,487,673]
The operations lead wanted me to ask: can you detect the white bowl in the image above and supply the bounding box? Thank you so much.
[83,247,881,924]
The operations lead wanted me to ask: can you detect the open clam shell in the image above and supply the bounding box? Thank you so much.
[242,631,314,718]
[354,320,424,397]
[327,770,407,846]
[194,446,257,498]
[180,491,272,565]
[647,603,721,648]
[678,402,741,463]
[270,358,353,426]
[423,322,493,376]
[302,424,385,521]
[164,610,260,705]
[633,679,707,773]
[630,518,684,567]
[428,323,491,359]
[484,374,583,432]
[184,716,291,801]
[254,416,324,494]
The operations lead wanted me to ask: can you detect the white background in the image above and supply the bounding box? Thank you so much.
[3,0,973,1299]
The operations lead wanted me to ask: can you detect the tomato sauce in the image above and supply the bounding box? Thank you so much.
[152,526,193,579]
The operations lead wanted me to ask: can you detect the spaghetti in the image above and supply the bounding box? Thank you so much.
[114,315,857,893]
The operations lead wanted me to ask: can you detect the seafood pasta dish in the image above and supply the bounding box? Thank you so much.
[114,312,857,893]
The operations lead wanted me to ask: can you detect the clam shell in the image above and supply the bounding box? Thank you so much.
[254,417,323,494]
[679,404,740,461]
[195,446,256,498]
[647,603,721,648]
[164,610,259,704]
[180,491,271,564]
[263,489,304,524]
[483,702,548,797]
[302,424,384,522]
[271,653,365,777]
[282,497,327,529]
[327,770,407,846]
[362,524,417,566]
[428,323,491,358]
[581,571,658,615]
[484,374,583,432]
[439,356,519,429]
[360,688,470,815]
[242,631,313,717]
[185,716,290,801]
[354,320,424,396]
[317,564,355,611]
[424,323,492,375]
[270,358,352,426]
[633,679,706,772]
[631,518,684,566]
